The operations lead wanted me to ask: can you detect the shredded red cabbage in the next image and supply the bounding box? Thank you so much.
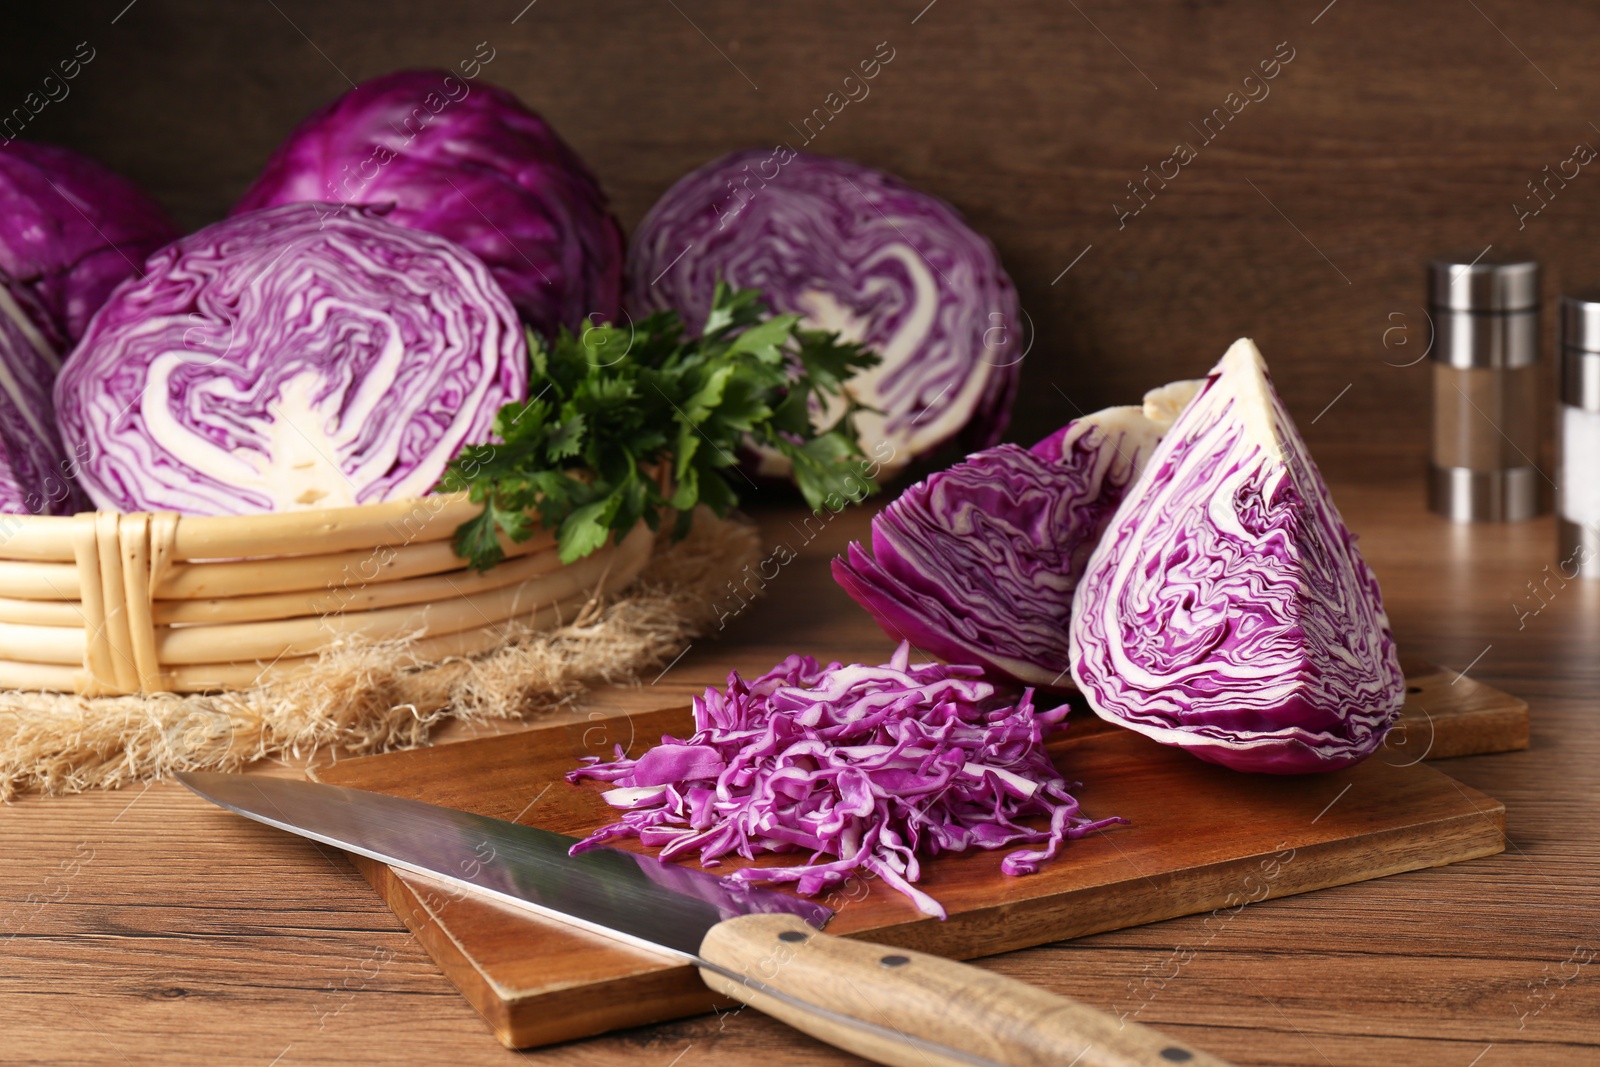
[567,643,1121,919]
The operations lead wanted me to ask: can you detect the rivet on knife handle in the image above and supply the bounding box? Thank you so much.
[697,913,1234,1067]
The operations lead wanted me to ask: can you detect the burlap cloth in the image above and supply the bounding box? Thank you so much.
[0,512,760,799]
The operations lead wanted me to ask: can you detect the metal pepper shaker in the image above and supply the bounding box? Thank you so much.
[1427,255,1544,522]
[1558,292,1600,576]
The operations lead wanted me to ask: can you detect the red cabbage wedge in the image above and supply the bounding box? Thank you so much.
[235,70,623,339]
[1070,339,1404,774]
[54,203,526,515]
[833,379,1201,688]
[629,150,1019,471]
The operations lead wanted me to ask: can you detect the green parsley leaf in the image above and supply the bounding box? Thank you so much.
[441,285,881,571]
[451,492,532,572]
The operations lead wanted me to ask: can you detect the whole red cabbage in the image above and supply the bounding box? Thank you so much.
[0,142,173,514]
[569,644,1120,919]
[0,141,177,348]
[834,380,1201,687]
[54,203,526,515]
[1070,340,1404,774]
[628,150,1019,469]
[235,69,623,339]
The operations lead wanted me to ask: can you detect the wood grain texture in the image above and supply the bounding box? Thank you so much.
[0,481,1595,1067]
[8,0,1600,480]
[697,913,1234,1067]
[314,697,1507,1050]
[1394,660,1530,760]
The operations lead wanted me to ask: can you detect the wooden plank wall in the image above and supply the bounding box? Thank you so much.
[6,0,1599,479]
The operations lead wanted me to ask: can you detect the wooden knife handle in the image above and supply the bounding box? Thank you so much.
[698,913,1232,1067]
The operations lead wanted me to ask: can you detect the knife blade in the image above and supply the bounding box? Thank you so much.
[178,772,1232,1067]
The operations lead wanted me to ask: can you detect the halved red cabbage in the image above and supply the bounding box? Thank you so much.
[54,203,526,515]
[1070,339,1404,774]
[0,142,173,514]
[568,644,1119,919]
[833,380,1201,687]
[0,285,84,514]
[235,70,623,339]
[628,150,1019,469]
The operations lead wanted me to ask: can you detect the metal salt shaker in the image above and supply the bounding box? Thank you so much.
[1558,292,1600,576]
[1427,256,1544,522]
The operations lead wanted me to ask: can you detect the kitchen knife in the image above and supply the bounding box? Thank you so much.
[177,772,1231,1067]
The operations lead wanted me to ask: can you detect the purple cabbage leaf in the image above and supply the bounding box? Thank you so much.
[833,379,1202,687]
[0,286,85,514]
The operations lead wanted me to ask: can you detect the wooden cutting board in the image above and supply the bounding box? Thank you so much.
[313,662,1522,1049]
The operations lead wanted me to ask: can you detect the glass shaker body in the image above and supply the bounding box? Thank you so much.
[1427,257,1544,522]
[1432,361,1541,471]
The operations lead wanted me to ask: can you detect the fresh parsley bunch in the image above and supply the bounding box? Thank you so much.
[441,283,879,570]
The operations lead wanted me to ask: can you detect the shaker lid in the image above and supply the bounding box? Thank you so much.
[1561,291,1600,410]
[1429,255,1539,312]
[1560,290,1600,353]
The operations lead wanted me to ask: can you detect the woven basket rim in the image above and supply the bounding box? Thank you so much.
[0,490,485,563]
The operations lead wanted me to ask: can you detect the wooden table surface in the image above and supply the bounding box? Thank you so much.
[2,478,1596,1067]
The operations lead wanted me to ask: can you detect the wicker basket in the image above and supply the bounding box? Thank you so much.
[0,493,655,696]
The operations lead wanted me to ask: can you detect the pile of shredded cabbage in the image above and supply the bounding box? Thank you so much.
[567,643,1120,918]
